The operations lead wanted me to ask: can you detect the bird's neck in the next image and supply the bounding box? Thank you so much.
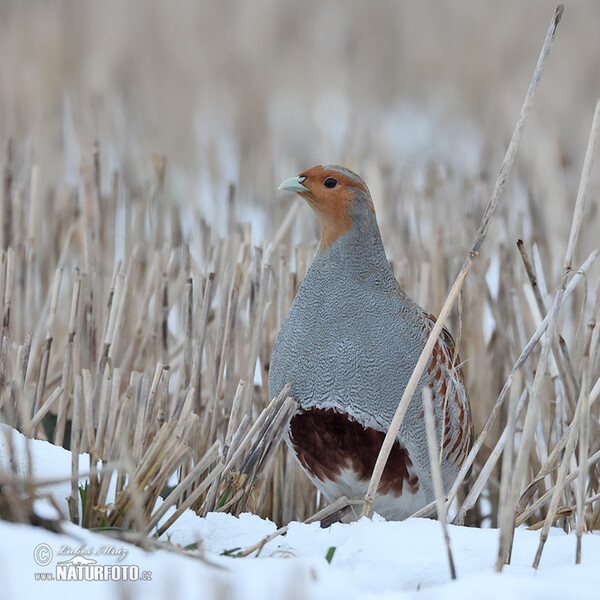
[314,217,396,287]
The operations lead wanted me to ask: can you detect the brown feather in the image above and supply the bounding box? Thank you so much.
[289,407,419,497]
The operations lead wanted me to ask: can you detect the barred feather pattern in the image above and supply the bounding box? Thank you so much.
[421,312,473,469]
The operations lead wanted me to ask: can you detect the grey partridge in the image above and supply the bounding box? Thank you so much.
[269,165,472,520]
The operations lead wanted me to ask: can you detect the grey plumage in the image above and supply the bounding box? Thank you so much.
[269,165,470,515]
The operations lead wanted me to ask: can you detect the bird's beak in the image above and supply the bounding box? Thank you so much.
[278,175,309,193]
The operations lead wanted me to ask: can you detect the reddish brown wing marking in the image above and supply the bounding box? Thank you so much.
[289,408,419,497]
[423,312,463,374]
[422,312,474,465]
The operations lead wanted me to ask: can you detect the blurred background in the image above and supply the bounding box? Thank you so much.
[1,0,599,243]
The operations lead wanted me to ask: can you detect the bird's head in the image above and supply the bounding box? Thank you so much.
[278,165,376,250]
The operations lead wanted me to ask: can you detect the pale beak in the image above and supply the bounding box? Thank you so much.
[278,175,308,193]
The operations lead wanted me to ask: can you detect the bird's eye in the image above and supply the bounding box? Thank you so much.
[324,177,337,189]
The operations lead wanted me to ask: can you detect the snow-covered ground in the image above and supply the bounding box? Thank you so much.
[1,425,598,600]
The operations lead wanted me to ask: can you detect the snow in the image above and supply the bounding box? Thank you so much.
[1,424,599,599]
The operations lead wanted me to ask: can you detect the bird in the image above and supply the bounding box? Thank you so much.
[268,164,473,521]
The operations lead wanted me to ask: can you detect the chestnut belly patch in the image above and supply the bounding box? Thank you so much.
[289,408,419,497]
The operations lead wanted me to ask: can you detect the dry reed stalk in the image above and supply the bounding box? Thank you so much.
[190,272,215,413]
[459,386,528,528]
[531,375,585,568]
[2,248,14,345]
[0,253,6,356]
[203,380,247,514]
[530,97,600,568]
[24,166,39,336]
[241,260,271,416]
[215,386,296,516]
[101,368,122,461]
[362,4,565,518]
[224,379,247,456]
[495,371,523,571]
[145,439,221,534]
[54,270,81,446]
[483,277,571,541]
[456,242,598,524]
[575,323,593,563]
[518,239,579,402]
[32,268,62,427]
[30,387,63,429]
[565,99,600,269]
[106,421,179,527]
[221,383,293,476]
[156,463,225,537]
[422,387,456,580]
[281,443,297,524]
[450,249,599,522]
[516,448,600,527]
[81,370,95,451]
[231,397,297,511]
[94,364,112,458]
[183,266,193,387]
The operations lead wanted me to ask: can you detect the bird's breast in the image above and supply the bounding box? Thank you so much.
[269,271,427,431]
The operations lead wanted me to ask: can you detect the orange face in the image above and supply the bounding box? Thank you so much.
[279,165,374,249]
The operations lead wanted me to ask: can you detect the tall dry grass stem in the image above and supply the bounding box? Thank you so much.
[362,4,565,518]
